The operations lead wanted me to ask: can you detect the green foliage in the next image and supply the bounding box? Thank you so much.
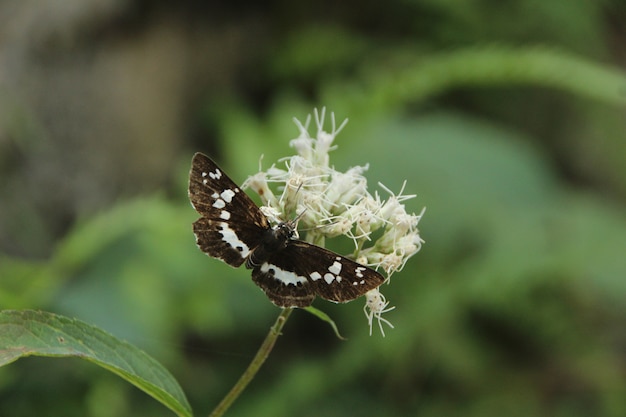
[302,306,346,340]
[2,0,626,416]
[0,310,191,417]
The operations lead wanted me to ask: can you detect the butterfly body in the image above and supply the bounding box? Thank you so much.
[245,222,295,269]
[189,152,384,307]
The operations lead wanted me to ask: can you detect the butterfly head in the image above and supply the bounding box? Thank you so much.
[273,221,298,242]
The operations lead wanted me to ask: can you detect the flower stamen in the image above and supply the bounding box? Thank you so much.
[364,288,395,336]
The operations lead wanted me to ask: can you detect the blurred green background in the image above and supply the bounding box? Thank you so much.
[1,0,625,416]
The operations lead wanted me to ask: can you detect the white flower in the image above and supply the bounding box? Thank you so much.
[364,288,395,337]
[243,107,425,335]
[245,171,278,208]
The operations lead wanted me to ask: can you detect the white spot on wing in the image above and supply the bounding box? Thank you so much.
[220,211,231,220]
[355,267,366,278]
[221,189,236,203]
[213,199,226,209]
[218,222,250,257]
[324,273,335,284]
[209,169,222,180]
[310,272,322,281]
[328,261,342,275]
[261,263,308,286]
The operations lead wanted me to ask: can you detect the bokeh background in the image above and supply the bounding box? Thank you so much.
[1,1,625,416]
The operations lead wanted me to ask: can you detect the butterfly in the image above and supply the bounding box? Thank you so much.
[188,152,384,307]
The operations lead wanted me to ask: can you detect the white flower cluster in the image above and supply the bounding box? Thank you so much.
[244,108,425,335]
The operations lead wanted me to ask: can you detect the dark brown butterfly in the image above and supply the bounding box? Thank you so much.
[188,152,384,307]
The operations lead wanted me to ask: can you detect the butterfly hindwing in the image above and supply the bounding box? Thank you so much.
[251,264,316,307]
[193,217,259,267]
[252,241,385,307]
[189,153,269,267]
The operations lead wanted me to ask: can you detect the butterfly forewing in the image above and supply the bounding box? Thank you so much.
[189,153,269,267]
[252,242,385,307]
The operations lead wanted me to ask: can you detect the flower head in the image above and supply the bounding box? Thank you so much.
[243,108,425,335]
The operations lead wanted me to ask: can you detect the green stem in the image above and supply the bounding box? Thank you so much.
[209,307,294,417]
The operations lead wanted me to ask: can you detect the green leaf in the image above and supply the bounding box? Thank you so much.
[303,306,346,340]
[0,309,192,417]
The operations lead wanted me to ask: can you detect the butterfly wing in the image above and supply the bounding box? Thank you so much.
[252,241,385,307]
[189,152,270,267]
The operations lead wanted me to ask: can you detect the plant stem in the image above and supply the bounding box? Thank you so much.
[209,307,294,417]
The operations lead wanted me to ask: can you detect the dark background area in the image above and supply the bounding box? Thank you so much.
[1,0,625,416]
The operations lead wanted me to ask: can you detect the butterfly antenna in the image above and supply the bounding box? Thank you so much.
[293,208,307,225]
